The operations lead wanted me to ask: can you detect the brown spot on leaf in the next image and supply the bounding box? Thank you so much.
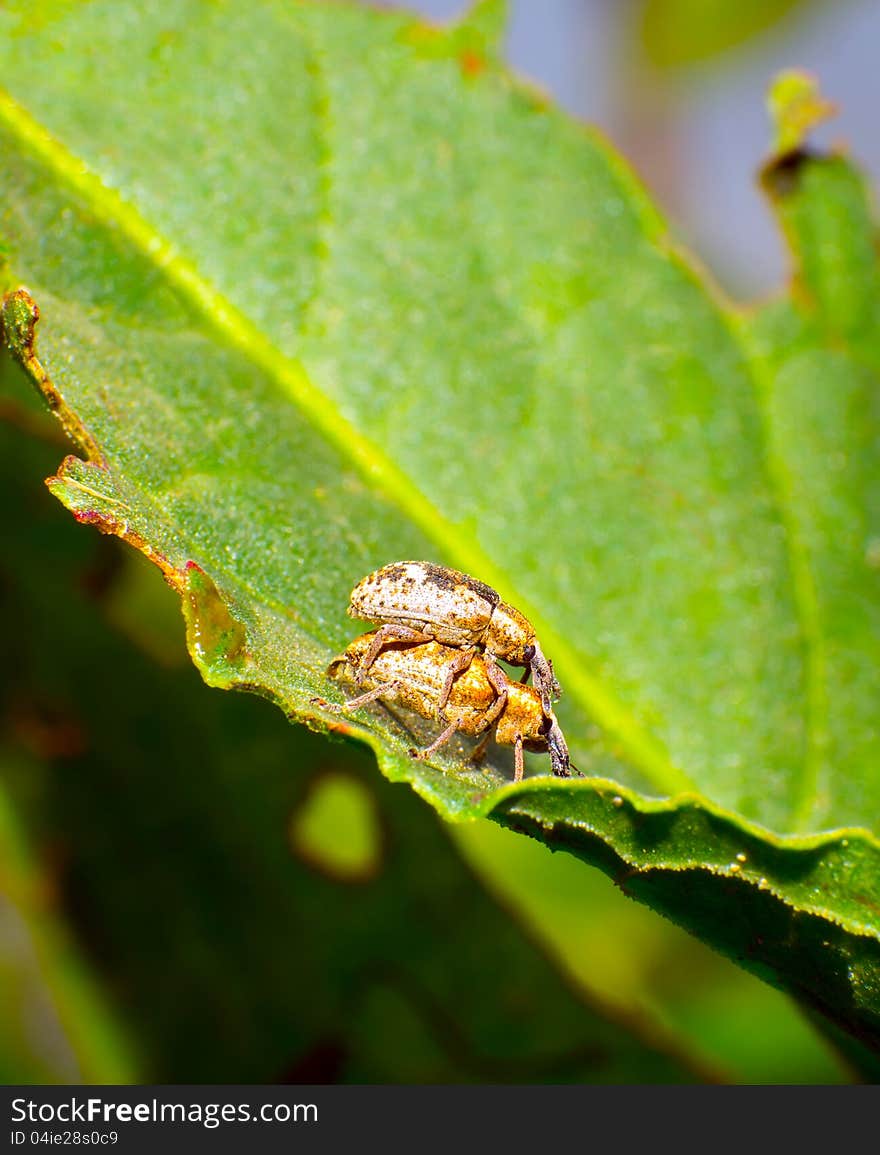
[459,50,485,77]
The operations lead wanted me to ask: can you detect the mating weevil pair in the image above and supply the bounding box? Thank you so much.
[316,561,574,782]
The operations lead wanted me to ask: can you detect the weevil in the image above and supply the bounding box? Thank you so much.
[315,632,573,781]
[347,561,561,714]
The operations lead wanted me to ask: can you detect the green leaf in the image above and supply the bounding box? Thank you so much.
[0,3,878,1056]
[0,419,704,1083]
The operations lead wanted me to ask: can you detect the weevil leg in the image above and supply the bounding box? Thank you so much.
[358,624,434,685]
[513,733,524,783]
[470,722,499,766]
[478,659,509,731]
[437,646,476,714]
[409,718,459,762]
[311,680,401,714]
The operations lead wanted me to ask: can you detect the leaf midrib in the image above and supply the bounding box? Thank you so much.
[1,83,700,797]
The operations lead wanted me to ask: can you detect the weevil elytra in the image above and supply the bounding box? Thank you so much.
[347,561,561,714]
[316,632,572,782]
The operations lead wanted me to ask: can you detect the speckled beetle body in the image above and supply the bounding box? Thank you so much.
[347,561,561,713]
[320,632,572,781]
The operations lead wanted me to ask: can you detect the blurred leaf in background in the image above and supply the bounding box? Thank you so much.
[639,0,827,68]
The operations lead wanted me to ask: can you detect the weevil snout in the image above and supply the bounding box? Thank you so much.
[545,713,572,778]
[528,644,561,712]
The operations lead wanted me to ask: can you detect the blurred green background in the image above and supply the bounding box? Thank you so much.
[3,0,877,1083]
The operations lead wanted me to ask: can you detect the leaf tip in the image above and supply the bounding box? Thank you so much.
[766,69,837,159]
[1,287,40,360]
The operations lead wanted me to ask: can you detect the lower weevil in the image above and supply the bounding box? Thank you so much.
[347,561,561,714]
[315,632,573,782]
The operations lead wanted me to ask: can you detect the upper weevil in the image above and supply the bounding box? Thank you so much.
[347,561,561,713]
